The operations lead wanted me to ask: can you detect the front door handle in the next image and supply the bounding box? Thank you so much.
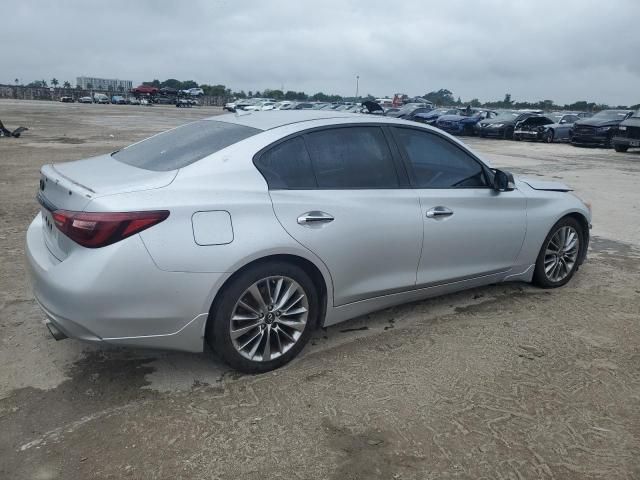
[297,211,335,226]
[426,206,454,219]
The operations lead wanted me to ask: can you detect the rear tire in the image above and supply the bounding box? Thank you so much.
[207,261,319,373]
[533,217,584,289]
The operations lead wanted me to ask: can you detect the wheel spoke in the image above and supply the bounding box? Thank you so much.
[282,306,308,317]
[239,329,263,352]
[230,322,262,339]
[275,282,297,311]
[232,313,259,321]
[248,284,269,313]
[247,330,264,358]
[273,327,283,354]
[276,319,306,331]
[238,300,261,317]
[262,328,271,361]
[282,293,305,313]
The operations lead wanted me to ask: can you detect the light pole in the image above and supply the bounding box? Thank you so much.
[355,75,359,100]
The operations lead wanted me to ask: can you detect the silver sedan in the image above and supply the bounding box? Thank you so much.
[26,111,592,372]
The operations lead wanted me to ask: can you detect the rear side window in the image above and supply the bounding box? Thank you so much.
[255,137,316,189]
[112,120,261,171]
[304,127,399,188]
[393,127,487,188]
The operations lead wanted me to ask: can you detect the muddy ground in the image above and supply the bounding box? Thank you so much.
[0,100,639,479]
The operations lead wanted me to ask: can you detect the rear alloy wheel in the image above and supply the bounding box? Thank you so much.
[544,129,555,143]
[533,217,584,288]
[208,262,318,373]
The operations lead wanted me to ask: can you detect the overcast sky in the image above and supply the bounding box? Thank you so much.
[2,0,639,105]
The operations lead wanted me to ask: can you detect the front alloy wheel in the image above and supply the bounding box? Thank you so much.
[533,217,584,288]
[543,226,579,282]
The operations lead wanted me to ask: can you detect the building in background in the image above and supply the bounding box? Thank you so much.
[76,76,132,92]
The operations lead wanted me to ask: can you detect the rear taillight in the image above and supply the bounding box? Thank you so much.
[51,210,169,248]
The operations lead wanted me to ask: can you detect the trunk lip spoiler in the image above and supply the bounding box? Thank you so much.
[37,191,58,212]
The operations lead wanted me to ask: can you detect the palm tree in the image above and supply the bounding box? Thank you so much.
[14,78,19,86]
[51,78,59,89]
[63,81,71,89]
[41,79,48,87]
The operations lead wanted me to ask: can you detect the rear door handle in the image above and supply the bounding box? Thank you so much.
[297,211,335,226]
[426,206,454,219]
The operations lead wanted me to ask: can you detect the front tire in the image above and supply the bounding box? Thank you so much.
[207,262,319,373]
[614,144,629,152]
[533,217,584,288]
[504,126,514,140]
[544,129,554,143]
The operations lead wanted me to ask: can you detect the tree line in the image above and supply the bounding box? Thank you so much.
[13,78,640,110]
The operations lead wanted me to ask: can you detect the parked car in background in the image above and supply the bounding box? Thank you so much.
[534,113,581,143]
[59,96,74,103]
[386,103,433,121]
[477,111,537,139]
[176,98,193,108]
[612,109,640,152]
[26,111,591,373]
[412,108,459,125]
[181,88,204,96]
[292,102,315,110]
[513,115,554,141]
[132,85,159,96]
[94,94,110,104]
[128,97,141,105]
[155,96,174,105]
[436,109,498,136]
[272,101,294,110]
[78,96,93,104]
[571,109,634,147]
[111,95,126,105]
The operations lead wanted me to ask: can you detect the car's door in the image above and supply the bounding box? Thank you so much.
[558,115,578,139]
[390,126,527,286]
[256,126,423,306]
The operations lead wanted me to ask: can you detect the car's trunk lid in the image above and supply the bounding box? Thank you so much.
[38,154,176,260]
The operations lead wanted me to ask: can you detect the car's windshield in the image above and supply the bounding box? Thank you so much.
[112,120,261,171]
[591,110,630,120]
[491,112,519,122]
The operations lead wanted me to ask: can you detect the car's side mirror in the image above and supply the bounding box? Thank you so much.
[493,169,515,192]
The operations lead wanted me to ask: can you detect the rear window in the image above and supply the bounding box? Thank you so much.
[112,120,261,171]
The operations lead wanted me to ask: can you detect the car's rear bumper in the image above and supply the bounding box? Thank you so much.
[25,214,227,352]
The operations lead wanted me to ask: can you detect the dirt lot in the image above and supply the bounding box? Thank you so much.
[1,100,639,479]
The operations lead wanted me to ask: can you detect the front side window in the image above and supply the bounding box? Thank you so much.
[304,127,399,189]
[393,128,487,188]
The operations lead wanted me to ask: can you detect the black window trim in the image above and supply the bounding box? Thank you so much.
[388,125,494,190]
[253,123,411,190]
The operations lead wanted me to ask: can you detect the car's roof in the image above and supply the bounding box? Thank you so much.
[208,110,363,131]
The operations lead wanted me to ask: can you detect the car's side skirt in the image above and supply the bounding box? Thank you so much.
[323,269,514,327]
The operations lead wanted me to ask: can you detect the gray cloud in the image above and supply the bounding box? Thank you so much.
[2,0,639,105]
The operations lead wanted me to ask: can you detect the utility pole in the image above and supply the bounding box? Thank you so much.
[355,75,359,100]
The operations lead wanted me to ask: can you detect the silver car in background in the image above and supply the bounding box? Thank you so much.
[26,111,592,372]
